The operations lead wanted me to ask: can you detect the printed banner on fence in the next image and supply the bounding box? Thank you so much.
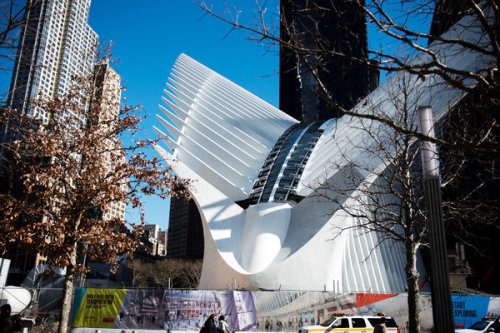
[72,289,257,331]
[72,288,127,328]
[255,292,499,332]
[452,295,490,328]
[72,289,500,332]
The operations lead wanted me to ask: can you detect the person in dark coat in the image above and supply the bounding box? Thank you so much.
[218,315,229,333]
[204,314,218,333]
[0,304,21,333]
[492,318,500,332]
[373,317,387,333]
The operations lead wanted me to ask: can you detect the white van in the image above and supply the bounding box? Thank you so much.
[298,313,400,333]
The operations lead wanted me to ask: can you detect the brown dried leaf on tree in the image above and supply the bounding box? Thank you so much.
[0,50,190,333]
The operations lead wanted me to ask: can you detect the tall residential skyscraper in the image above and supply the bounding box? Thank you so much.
[280,0,377,121]
[92,59,127,222]
[0,0,128,275]
[7,0,97,120]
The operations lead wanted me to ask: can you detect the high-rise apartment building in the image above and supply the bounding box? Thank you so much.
[92,59,127,222]
[137,224,169,257]
[157,230,168,256]
[0,0,130,274]
[7,0,97,120]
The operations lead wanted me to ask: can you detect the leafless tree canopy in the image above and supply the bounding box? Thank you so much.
[197,0,499,151]
[128,258,202,289]
[0,0,35,66]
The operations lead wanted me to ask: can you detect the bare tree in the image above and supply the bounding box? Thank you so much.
[128,260,154,288]
[128,258,202,289]
[196,0,498,152]
[306,72,427,332]
[0,0,38,65]
[0,55,189,332]
[149,260,173,288]
[170,259,203,289]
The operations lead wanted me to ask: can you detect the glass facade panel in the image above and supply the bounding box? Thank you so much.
[249,121,324,204]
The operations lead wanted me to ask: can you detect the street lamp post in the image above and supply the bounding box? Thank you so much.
[417,106,454,333]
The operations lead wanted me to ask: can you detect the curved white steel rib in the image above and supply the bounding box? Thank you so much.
[155,11,490,292]
[154,54,410,292]
[159,54,298,201]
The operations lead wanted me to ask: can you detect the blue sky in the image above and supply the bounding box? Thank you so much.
[0,1,432,230]
[88,1,280,230]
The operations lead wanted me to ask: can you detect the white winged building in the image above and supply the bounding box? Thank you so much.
[154,11,491,291]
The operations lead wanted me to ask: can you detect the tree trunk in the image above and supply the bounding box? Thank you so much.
[406,241,421,333]
[58,242,78,333]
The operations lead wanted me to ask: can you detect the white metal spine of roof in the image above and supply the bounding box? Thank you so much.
[172,58,291,146]
[153,137,248,201]
[160,96,265,158]
[165,72,272,151]
[158,53,298,200]
[152,126,176,153]
[158,104,257,165]
[174,55,291,122]
[176,55,296,123]
[156,115,252,183]
[157,107,256,175]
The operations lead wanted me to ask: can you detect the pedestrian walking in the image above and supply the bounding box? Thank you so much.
[204,314,218,333]
[373,317,387,333]
[0,304,21,333]
[492,318,500,332]
[218,315,229,333]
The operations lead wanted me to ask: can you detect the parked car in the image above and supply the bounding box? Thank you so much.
[456,317,498,333]
[298,312,400,333]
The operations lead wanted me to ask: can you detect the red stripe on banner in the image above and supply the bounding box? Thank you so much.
[419,276,427,290]
[102,318,114,323]
[356,293,398,308]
